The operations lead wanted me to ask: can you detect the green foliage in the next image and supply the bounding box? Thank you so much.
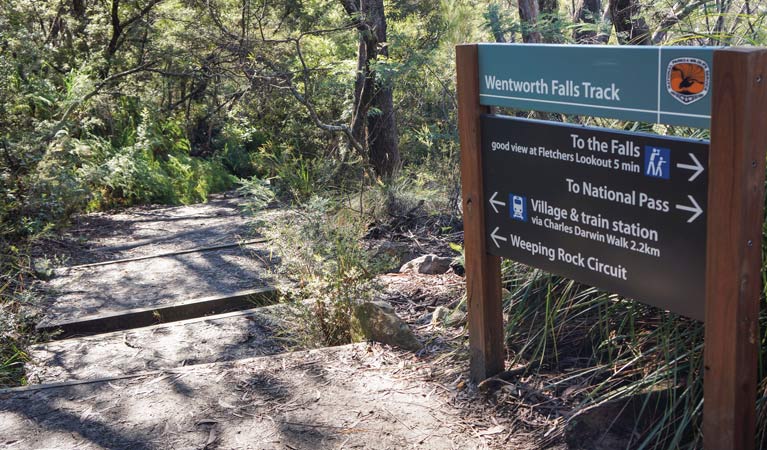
[251,141,346,203]
[217,121,268,178]
[2,2,767,447]
[237,176,276,212]
[54,111,239,209]
[360,174,447,225]
[258,197,385,347]
[0,257,39,388]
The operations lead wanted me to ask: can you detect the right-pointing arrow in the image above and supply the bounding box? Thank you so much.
[676,153,705,182]
[489,191,506,214]
[490,226,507,248]
[675,195,703,223]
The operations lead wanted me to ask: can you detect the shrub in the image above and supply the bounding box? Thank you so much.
[256,196,385,346]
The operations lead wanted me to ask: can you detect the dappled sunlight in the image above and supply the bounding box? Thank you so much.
[2,0,765,447]
[38,245,271,327]
[3,345,483,449]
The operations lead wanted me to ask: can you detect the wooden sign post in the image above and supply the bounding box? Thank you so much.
[703,48,767,450]
[457,44,505,382]
[456,43,767,449]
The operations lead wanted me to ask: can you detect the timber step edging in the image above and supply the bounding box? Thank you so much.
[55,238,269,272]
[35,286,278,339]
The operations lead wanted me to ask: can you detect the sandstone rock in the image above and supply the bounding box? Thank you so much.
[399,254,453,275]
[369,299,395,314]
[351,301,422,351]
[446,310,467,327]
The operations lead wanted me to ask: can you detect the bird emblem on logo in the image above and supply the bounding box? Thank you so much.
[666,57,710,105]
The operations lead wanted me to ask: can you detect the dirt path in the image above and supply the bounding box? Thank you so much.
[39,195,260,265]
[2,344,517,450]
[5,194,522,449]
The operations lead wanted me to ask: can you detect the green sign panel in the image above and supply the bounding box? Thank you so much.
[478,44,715,129]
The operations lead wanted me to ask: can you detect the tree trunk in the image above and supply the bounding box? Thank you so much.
[539,0,564,42]
[107,0,122,59]
[518,0,543,43]
[364,0,399,178]
[342,0,400,178]
[348,24,372,145]
[573,0,602,43]
[608,0,650,45]
[538,0,558,14]
[486,4,507,43]
[72,0,86,18]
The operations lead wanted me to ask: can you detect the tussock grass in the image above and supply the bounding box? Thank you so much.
[498,256,767,448]
[0,244,39,388]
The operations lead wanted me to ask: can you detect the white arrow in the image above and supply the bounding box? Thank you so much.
[676,153,704,182]
[490,226,507,248]
[675,195,703,223]
[489,191,506,214]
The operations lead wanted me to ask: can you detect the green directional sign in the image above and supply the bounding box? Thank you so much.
[478,44,715,129]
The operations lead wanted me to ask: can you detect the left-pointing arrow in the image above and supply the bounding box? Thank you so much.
[490,226,507,248]
[675,195,703,223]
[489,192,506,214]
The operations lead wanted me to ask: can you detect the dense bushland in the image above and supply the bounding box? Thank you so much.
[3,0,767,447]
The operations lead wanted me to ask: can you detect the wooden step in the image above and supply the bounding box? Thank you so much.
[36,243,276,337]
[36,287,278,338]
[27,304,293,384]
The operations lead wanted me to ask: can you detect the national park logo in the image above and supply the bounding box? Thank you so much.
[666,57,710,105]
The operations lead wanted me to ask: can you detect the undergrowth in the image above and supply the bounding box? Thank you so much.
[80,110,237,209]
[499,247,767,449]
[500,264,704,448]
[0,240,41,387]
[240,150,466,349]
[0,111,241,388]
[256,195,390,347]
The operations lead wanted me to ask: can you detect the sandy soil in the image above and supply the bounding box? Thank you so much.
[3,344,514,450]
